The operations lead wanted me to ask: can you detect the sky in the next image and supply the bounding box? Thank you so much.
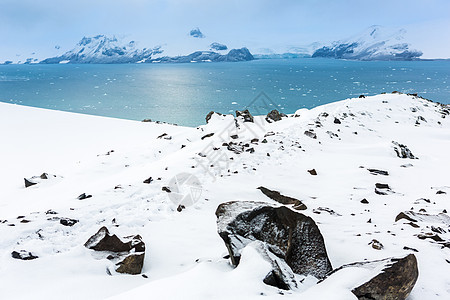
[0,0,449,60]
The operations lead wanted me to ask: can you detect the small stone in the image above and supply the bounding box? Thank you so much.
[369,239,384,250]
[360,199,369,204]
[308,169,317,176]
[304,130,317,139]
[77,193,92,200]
[143,177,153,184]
[11,250,38,260]
[177,205,185,212]
[162,187,171,193]
[333,118,341,124]
[436,190,446,195]
[403,246,418,252]
[60,218,79,227]
[201,133,214,140]
[24,178,37,188]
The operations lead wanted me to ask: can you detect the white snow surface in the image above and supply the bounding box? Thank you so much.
[0,93,449,299]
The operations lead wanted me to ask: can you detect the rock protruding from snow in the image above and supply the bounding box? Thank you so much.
[215,201,332,279]
[150,48,254,63]
[245,241,298,290]
[235,109,254,123]
[265,109,286,123]
[257,186,307,210]
[392,141,417,159]
[24,173,58,188]
[85,227,145,275]
[325,254,418,300]
[11,250,38,260]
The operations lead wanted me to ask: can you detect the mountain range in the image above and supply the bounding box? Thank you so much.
[2,26,426,64]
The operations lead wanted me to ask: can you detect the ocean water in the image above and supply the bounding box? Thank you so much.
[0,59,449,127]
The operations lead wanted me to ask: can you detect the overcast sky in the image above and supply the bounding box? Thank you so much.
[1,0,449,60]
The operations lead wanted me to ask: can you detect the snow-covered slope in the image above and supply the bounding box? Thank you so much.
[0,93,449,299]
[312,25,423,60]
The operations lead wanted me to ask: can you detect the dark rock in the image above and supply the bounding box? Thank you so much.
[116,252,145,275]
[201,133,214,140]
[360,199,369,204]
[403,246,418,252]
[24,178,37,188]
[367,169,389,176]
[304,130,317,139]
[162,186,171,193]
[157,133,168,139]
[84,226,145,253]
[369,239,384,250]
[375,183,392,195]
[308,169,317,176]
[143,177,153,184]
[392,141,417,159]
[230,134,239,139]
[227,142,244,154]
[235,109,254,123]
[45,209,58,215]
[177,205,185,212]
[436,190,446,195]
[216,201,332,279]
[417,233,444,242]
[11,250,38,260]
[205,111,223,123]
[351,255,418,300]
[77,193,92,200]
[313,207,341,216]
[257,186,306,208]
[251,138,259,144]
[265,110,286,123]
[359,95,366,98]
[60,218,79,227]
[333,118,341,124]
[395,211,450,225]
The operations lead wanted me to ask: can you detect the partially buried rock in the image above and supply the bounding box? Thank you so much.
[304,130,317,139]
[77,193,92,200]
[392,141,417,159]
[265,109,286,123]
[60,218,79,227]
[11,250,38,260]
[308,169,317,175]
[244,241,297,290]
[143,177,153,184]
[205,111,224,124]
[235,109,254,123]
[375,183,392,195]
[322,254,418,300]
[257,186,306,208]
[85,227,145,275]
[216,201,332,279]
[367,168,389,176]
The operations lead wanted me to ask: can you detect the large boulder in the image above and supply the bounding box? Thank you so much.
[323,254,418,300]
[85,227,145,275]
[215,201,332,279]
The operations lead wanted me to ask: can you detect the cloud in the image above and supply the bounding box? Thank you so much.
[190,28,205,38]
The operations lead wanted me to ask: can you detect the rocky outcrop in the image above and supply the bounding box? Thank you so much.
[85,227,145,275]
[235,109,254,123]
[265,110,286,123]
[215,201,332,279]
[24,173,58,188]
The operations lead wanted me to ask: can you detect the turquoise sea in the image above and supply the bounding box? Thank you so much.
[0,59,449,127]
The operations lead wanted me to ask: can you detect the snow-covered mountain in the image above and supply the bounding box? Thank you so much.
[312,25,423,60]
[39,35,253,64]
[40,35,163,64]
